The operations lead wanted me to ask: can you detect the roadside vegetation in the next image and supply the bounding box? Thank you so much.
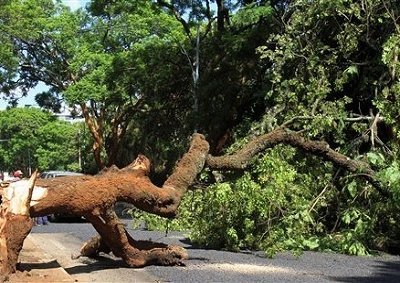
[1,0,400,257]
[0,107,94,173]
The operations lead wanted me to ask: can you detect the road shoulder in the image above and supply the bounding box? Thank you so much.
[8,234,74,282]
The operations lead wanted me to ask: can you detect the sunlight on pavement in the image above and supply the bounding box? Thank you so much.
[196,263,297,274]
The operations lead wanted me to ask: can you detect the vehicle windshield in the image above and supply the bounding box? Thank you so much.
[40,171,84,179]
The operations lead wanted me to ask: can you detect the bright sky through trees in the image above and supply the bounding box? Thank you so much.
[0,0,86,109]
[60,0,88,11]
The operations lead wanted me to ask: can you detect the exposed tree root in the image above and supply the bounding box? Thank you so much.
[82,208,187,267]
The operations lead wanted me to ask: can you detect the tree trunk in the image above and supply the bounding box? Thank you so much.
[80,103,106,169]
[0,134,209,275]
[216,0,228,32]
[0,173,38,278]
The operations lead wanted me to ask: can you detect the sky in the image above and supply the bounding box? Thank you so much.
[0,0,87,110]
[61,0,89,11]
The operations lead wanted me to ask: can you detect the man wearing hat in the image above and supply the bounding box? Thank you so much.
[10,170,23,182]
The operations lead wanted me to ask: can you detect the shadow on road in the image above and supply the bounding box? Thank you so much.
[329,260,400,283]
[18,260,61,271]
[64,256,128,275]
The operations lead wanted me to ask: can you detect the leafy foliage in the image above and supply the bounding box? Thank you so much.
[132,145,400,257]
[257,0,398,142]
[35,121,81,171]
[0,108,86,173]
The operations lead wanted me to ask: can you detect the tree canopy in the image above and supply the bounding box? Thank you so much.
[0,107,85,174]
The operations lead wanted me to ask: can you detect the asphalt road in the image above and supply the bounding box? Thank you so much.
[31,220,400,283]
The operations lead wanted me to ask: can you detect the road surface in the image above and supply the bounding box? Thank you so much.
[31,221,400,283]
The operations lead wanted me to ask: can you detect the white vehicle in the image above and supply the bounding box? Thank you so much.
[40,170,84,179]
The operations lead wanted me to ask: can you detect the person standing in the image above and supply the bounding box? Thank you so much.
[11,170,23,182]
[35,215,49,225]
[11,170,49,225]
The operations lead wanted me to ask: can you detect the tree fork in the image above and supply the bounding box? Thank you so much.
[0,134,208,275]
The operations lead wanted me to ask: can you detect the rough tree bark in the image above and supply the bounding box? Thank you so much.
[0,130,384,276]
[0,172,38,280]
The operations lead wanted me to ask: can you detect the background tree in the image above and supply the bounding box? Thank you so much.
[35,120,85,172]
[0,0,186,170]
[0,108,48,174]
[0,107,85,174]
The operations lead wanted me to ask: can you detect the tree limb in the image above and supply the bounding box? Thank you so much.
[0,130,388,274]
[206,128,387,195]
[156,0,192,39]
[280,114,384,129]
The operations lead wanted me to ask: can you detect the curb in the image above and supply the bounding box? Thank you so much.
[10,234,75,282]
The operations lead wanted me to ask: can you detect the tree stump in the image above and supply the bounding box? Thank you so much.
[0,172,37,278]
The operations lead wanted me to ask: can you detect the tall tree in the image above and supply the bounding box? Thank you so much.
[0,0,186,169]
[258,0,399,147]
[115,0,278,172]
[0,107,82,174]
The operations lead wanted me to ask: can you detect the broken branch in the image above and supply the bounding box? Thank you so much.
[206,128,386,195]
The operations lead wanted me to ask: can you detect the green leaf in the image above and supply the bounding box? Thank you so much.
[303,238,320,250]
[367,152,385,166]
[344,65,358,76]
[346,181,357,198]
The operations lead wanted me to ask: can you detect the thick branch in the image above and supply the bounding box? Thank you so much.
[163,133,209,195]
[81,208,187,267]
[280,114,384,128]
[121,133,209,217]
[206,128,386,195]
[29,133,209,219]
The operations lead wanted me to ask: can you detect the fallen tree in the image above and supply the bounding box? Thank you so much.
[0,129,385,276]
